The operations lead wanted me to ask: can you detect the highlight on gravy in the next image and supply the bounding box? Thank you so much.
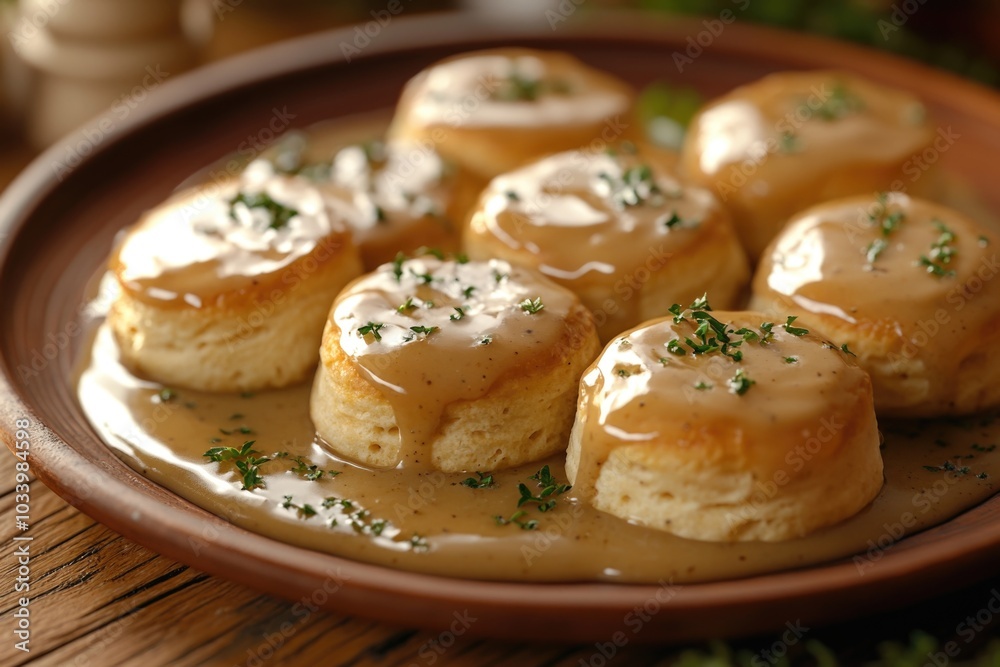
[311,255,599,472]
[76,49,1000,584]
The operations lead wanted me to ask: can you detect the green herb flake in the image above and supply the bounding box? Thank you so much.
[519,297,545,315]
[813,82,865,121]
[782,316,809,337]
[157,388,177,403]
[203,440,270,491]
[229,192,299,230]
[462,471,495,489]
[779,131,800,153]
[727,368,755,396]
[918,219,958,278]
[358,321,385,342]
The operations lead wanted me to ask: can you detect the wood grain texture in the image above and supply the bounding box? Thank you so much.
[5,446,1000,667]
[0,452,669,666]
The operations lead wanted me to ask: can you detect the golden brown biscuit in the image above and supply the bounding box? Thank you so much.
[311,256,601,472]
[681,70,936,259]
[108,162,362,392]
[464,143,749,342]
[316,139,483,269]
[566,301,883,541]
[751,192,1000,416]
[388,48,637,180]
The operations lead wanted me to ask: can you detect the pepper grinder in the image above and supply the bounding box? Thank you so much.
[5,0,212,148]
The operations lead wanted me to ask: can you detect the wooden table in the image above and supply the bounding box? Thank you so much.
[4,448,1000,667]
[3,7,1000,667]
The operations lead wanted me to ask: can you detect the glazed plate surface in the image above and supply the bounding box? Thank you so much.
[2,12,1000,642]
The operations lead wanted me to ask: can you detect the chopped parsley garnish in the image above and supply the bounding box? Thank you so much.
[462,285,476,299]
[601,164,664,209]
[398,297,417,313]
[727,368,755,396]
[409,269,435,284]
[519,297,545,314]
[156,388,177,403]
[917,219,957,278]
[694,381,712,391]
[864,193,906,268]
[478,334,493,346]
[391,252,405,282]
[416,246,446,260]
[450,307,466,321]
[203,440,270,491]
[660,211,697,230]
[667,295,765,361]
[516,465,572,512]
[779,131,800,153]
[358,321,385,342]
[813,82,865,121]
[865,238,889,265]
[493,269,508,283]
[286,455,339,481]
[493,72,571,102]
[784,356,799,364]
[782,316,809,337]
[462,471,495,489]
[494,510,538,531]
[281,496,318,518]
[840,343,856,356]
[505,190,521,201]
[229,192,299,230]
[923,461,972,476]
[409,325,438,337]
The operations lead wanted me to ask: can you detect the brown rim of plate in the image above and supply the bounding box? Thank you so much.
[2,11,1000,643]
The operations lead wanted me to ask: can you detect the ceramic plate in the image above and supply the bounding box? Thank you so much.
[3,12,1000,642]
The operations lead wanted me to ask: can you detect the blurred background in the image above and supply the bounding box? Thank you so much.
[0,0,998,189]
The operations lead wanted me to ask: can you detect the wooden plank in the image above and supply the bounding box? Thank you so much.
[2,452,670,666]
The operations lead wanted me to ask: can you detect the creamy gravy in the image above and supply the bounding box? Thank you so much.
[681,70,936,257]
[465,145,747,340]
[77,115,1000,584]
[569,311,873,503]
[328,257,582,469]
[112,162,351,310]
[78,319,1000,583]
